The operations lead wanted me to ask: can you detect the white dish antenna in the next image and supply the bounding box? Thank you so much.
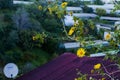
[3,63,19,78]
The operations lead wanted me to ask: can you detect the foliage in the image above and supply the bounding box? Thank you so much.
[94,0,104,5]
[82,6,93,13]
[0,10,18,51]
[83,20,97,37]
[0,0,13,9]
[0,0,120,80]
[18,30,45,50]
[0,48,51,79]
[12,7,45,50]
[25,1,63,34]
[43,18,62,33]
[96,8,106,16]
[67,1,83,7]
[41,37,60,54]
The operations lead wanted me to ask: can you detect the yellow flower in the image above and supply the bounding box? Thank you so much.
[77,48,86,57]
[101,78,106,80]
[55,5,58,9]
[68,11,73,16]
[70,11,73,16]
[48,8,52,14]
[91,69,94,73]
[32,36,36,41]
[94,63,101,70]
[38,5,42,10]
[61,2,68,8]
[68,27,76,35]
[105,33,111,40]
[74,78,78,80]
[75,37,79,41]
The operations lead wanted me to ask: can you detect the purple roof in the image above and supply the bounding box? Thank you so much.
[16,53,120,80]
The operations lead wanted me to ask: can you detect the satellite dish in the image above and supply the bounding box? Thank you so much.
[3,63,19,78]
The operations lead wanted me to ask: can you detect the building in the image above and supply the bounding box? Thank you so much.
[100,16,120,21]
[73,13,97,19]
[87,4,114,12]
[66,7,83,13]
[13,1,33,4]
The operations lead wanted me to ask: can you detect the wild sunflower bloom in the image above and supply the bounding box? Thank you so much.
[55,5,58,9]
[38,5,42,10]
[69,11,73,16]
[91,69,94,73]
[94,63,101,70]
[77,48,86,57]
[68,27,76,35]
[48,8,52,14]
[32,36,36,41]
[105,33,111,40]
[61,2,68,8]
[102,78,106,80]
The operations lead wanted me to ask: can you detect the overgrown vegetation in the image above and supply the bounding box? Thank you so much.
[0,0,120,80]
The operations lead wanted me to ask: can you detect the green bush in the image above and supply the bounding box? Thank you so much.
[96,8,106,16]
[25,2,63,34]
[94,0,104,5]
[0,11,18,51]
[43,18,62,33]
[41,37,59,54]
[83,20,97,37]
[67,1,83,7]
[0,0,13,9]
[82,6,93,13]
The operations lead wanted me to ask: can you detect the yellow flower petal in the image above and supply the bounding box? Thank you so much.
[91,69,94,73]
[77,48,86,57]
[68,27,76,35]
[61,2,68,8]
[102,78,106,80]
[70,11,73,16]
[105,33,111,40]
[32,36,36,40]
[48,8,52,14]
[94,63,101,70]
[38,5,42,10]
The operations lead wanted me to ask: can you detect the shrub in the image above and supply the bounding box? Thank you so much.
[18,30,44,50]
[96,8,106,16]
[94,0,104,5]
[67,1,83,7]
[0,11,18,51]
[83,20,97,37]
[82,6,93,13]
[43,18,62,33]
[41,37,59,54]
[0,0,13,9]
